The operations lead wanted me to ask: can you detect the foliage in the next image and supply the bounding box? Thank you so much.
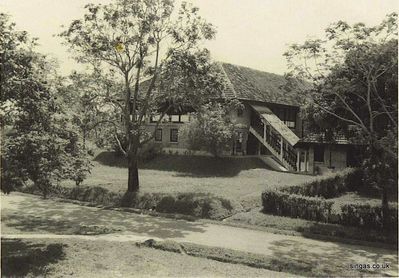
[262,189,334,223]
[180,100,241,157]
[228,210,397,245]
[64,71,122,149]
[341,202,398,232]
[60,0,223,191]
[282,168,361,198]
[137,142,163,162]
[284,13,398,230]
[0,14,91,196]
[262,169,398,231]
[19,184,241,220]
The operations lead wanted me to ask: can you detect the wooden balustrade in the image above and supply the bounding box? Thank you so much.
[251,111,298,171]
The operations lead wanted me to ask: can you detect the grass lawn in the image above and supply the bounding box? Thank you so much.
[225,207,397,247]
[61,151,318,208]
[1,238,289,277]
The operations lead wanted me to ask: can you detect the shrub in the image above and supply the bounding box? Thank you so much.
[118,191,242,220]
[179,101,238,157]
[340,203,398,232]
[19,184,242,220]
[262,170,398,232]
[18,180,252,220]
[138,142,163,162]
[262,189,334,222]
[282,168,363,199]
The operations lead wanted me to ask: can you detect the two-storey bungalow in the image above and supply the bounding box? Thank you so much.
[146,63,360,175]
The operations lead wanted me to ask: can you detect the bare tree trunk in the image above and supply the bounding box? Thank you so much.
[127,152,139,192]
[82,129,87,150]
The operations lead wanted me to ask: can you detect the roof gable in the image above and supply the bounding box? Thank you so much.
[220,63,305,107]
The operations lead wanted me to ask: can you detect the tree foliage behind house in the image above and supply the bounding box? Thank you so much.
[284,13,398,230]
[180,101,240,157]
[0,13,91,196]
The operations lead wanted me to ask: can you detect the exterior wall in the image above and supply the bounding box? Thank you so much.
[144,101,304,160]
[146,122,187,149]
[296,145,348,175]
[312,145,348,175]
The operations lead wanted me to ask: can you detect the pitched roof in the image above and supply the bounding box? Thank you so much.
[220,63,305,106]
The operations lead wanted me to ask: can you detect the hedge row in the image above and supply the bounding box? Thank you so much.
[341,203,398,231]
[262,187,398,231]
[120,191,241,220]
[19,185,241,220]
[282,168,362,199]
[262,190,334,222]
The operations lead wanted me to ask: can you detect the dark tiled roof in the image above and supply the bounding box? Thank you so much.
[220,63,305,106]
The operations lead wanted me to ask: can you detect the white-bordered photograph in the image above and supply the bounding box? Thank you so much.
[1,0,398,277]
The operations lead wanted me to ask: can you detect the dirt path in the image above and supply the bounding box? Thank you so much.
[2,192,398,276]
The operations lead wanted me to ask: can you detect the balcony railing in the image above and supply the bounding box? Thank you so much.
[251,110,297,171]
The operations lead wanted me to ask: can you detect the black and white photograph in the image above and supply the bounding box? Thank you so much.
[0,0,398,277]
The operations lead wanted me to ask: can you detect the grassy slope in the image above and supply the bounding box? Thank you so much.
[1,238,289,278]
[61,152,318,208]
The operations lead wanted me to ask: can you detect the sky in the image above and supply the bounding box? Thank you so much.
[1,0,398,76]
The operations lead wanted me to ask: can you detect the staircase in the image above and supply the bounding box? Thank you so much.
[258,155,288,172]
[249,107,299,172]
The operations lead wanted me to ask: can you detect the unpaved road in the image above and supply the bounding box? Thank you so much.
[1,192,398,276]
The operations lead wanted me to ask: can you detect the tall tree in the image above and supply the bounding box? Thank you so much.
[64,71,122,149]
[60,0,224,192]
[1,13,91,196]
[284,13,398,230]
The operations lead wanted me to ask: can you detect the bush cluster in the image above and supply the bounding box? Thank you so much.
[262,190,334,222]
[262,169,398,231]
[341,203,398,232]
[121,192,240,220]
[138,142,163,162]
[19,185,240,220]
[282,168,361,198]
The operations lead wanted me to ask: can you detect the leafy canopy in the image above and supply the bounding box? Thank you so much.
[1,13,91,195]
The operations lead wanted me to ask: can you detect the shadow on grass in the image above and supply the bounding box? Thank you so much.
[2,193,208,239]
[268,238,398,277]
[1,239,66,277]
[94,151,269,177]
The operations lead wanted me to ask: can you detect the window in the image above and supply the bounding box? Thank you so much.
[314,145,324,162]
[155,129,162,142]
[284,108,296,129]
[180,114,189,123]
[171,114,180,123]
[285,121,296,128]
[170,129,178,142]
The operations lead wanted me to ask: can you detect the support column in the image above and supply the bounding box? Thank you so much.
[296,150,301,172]
[280,135,284,161]
[304,150,308,172]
